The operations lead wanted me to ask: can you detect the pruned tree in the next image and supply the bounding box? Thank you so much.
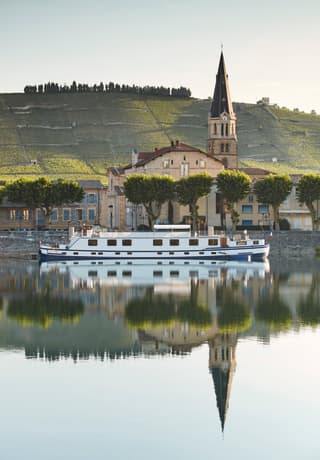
[253,174,292,231]
[296,174,320,231]
[175,172,213,232]
[3,178,84,225]
[123,174,175,229]
[216,170,251,231]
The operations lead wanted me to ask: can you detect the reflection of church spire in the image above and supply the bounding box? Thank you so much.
[208,333,237,431]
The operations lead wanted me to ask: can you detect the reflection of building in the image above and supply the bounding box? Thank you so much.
[209,333,237,431]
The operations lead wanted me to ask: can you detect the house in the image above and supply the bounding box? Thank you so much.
[107,141,225,230]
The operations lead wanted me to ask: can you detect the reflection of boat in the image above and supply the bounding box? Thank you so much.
[39,224,270,262]
[40,258,270,286]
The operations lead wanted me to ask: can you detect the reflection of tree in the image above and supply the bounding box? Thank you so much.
[7,294,84,328]
[298,274,320,325]
[255,272,292,330]
[125,282,212,328]
[255,296,292,330]
[217,289,251,333]
[125,288,175,328]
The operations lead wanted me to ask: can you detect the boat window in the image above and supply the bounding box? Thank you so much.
[237,240,247,245]
[208,238,218,246]
[157,252,163,255]
[88,239,98,246]
[253,240,259,245]
[107,239,117,246]
[184,251,190,255]
[170,271,179,277]
[122,271,132,277]
[73,252,79,255]
[107,271,117,276]
[153,239,163,246]
[170,239,179,246]
[189,271,199,278]
[153,271,163,277]
[199,251,205,255]
[122,239,132,246]
[189,239,199,246]
[169,251,175,255]
[88,271,97,277]
[91,252,96,255]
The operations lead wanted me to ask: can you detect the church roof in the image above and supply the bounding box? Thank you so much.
[125,141,222,170]
[210,52,235,118]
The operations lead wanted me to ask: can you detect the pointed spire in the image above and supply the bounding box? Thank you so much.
[210,52,234,118]
[210,367,231,431]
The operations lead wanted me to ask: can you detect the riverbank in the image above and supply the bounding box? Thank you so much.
[0,230,320,259]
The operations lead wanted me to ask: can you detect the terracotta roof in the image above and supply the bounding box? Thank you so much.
[78,180,104,189]
[240,167,271,176]
[124,141,222,170]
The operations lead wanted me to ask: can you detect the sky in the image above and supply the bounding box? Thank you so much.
[1,0,320,113]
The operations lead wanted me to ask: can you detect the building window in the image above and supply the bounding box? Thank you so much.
[221,124,224,136]
[214,123,217,135]
[87,193,97,203]
[242,220,253,226]
[63,209,70,221]
[220,144,225,153]
[180,162,189,177]
[163,159,170,168]
[88,209,95,220]
[242,205,253,213]
[171,159,174,165]
[225,143,229,153]
[51,210,58,221]
[258,205,269,213]
[225,124,229,136]
[248,195,254,202]
[200,159,205,168]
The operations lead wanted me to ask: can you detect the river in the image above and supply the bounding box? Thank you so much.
[0,256,319,459]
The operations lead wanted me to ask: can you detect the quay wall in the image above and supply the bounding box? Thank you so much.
[0,230,320,259]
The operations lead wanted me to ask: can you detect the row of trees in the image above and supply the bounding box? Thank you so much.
[124,172,213,231]
[0,178,85,225]
[124,171,320,232]
[24,81,192,98]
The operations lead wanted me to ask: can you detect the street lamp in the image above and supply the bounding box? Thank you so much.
[108,205,113,230]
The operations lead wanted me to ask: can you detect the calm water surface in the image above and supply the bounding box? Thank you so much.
[0,257,320,460]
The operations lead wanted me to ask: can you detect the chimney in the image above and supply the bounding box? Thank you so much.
[132,148,138,166]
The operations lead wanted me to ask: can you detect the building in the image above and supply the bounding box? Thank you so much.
[0,180,108,230]
[208,52,238,169]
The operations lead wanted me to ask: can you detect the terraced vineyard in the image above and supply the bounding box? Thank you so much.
[0,92,319,183]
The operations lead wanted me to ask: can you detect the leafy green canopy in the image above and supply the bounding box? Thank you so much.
[253,174,292,230]
[175,172,214,231]
[3,178,85,219]
[216,170,251,230]
[123,174,175,228]
[297,174,320,230]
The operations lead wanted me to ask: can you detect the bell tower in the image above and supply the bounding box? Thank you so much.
[208,51,238,169]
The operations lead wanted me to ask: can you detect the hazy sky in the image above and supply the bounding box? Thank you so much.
[1,0,320,112]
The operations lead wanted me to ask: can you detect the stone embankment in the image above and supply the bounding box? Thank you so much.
[0,230,320,259]
[0,231,66,259]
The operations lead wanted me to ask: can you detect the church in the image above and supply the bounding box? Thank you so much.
[107,51,240,231]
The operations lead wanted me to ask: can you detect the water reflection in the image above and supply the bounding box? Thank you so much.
[1,258,320,432]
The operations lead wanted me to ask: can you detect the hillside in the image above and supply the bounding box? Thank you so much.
[0,92,319,183]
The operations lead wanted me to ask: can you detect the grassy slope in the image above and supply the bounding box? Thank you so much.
[0,93,319,183]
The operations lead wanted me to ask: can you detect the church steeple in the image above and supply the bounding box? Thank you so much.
[208,51,238,169]
[210,52,235,118]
